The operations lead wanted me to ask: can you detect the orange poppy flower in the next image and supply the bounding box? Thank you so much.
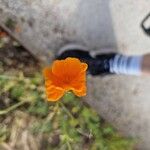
[43,57,88,101]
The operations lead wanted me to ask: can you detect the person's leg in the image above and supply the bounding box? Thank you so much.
[105,53,143,76]
[56,45,149,76]
[100,53,150,76]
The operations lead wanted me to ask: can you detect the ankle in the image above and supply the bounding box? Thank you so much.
[109,54,143,75]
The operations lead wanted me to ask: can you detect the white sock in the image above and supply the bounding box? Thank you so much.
[109,54,143,75]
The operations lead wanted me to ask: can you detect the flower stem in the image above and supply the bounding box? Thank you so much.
[59,102,74,120]
[0,75,18,80]
[0,101,27,115]
[66,141,72,150]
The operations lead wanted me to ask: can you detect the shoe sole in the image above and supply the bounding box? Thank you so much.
[57,44,89,56]
[90,47,116,57]
[57,44,115,58]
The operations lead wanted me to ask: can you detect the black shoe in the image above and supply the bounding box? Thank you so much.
[56,44,117,76]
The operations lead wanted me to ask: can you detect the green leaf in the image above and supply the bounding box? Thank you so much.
[10,85,24,99]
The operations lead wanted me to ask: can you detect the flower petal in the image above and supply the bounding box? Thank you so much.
[43,67,52,80]
[73,85,86,97]
[70,71,87,97]
[81,63,88,72]
[52,57,82,78]
[43,66,63,87]
[43,67,65,101]
[45,81,65,101]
